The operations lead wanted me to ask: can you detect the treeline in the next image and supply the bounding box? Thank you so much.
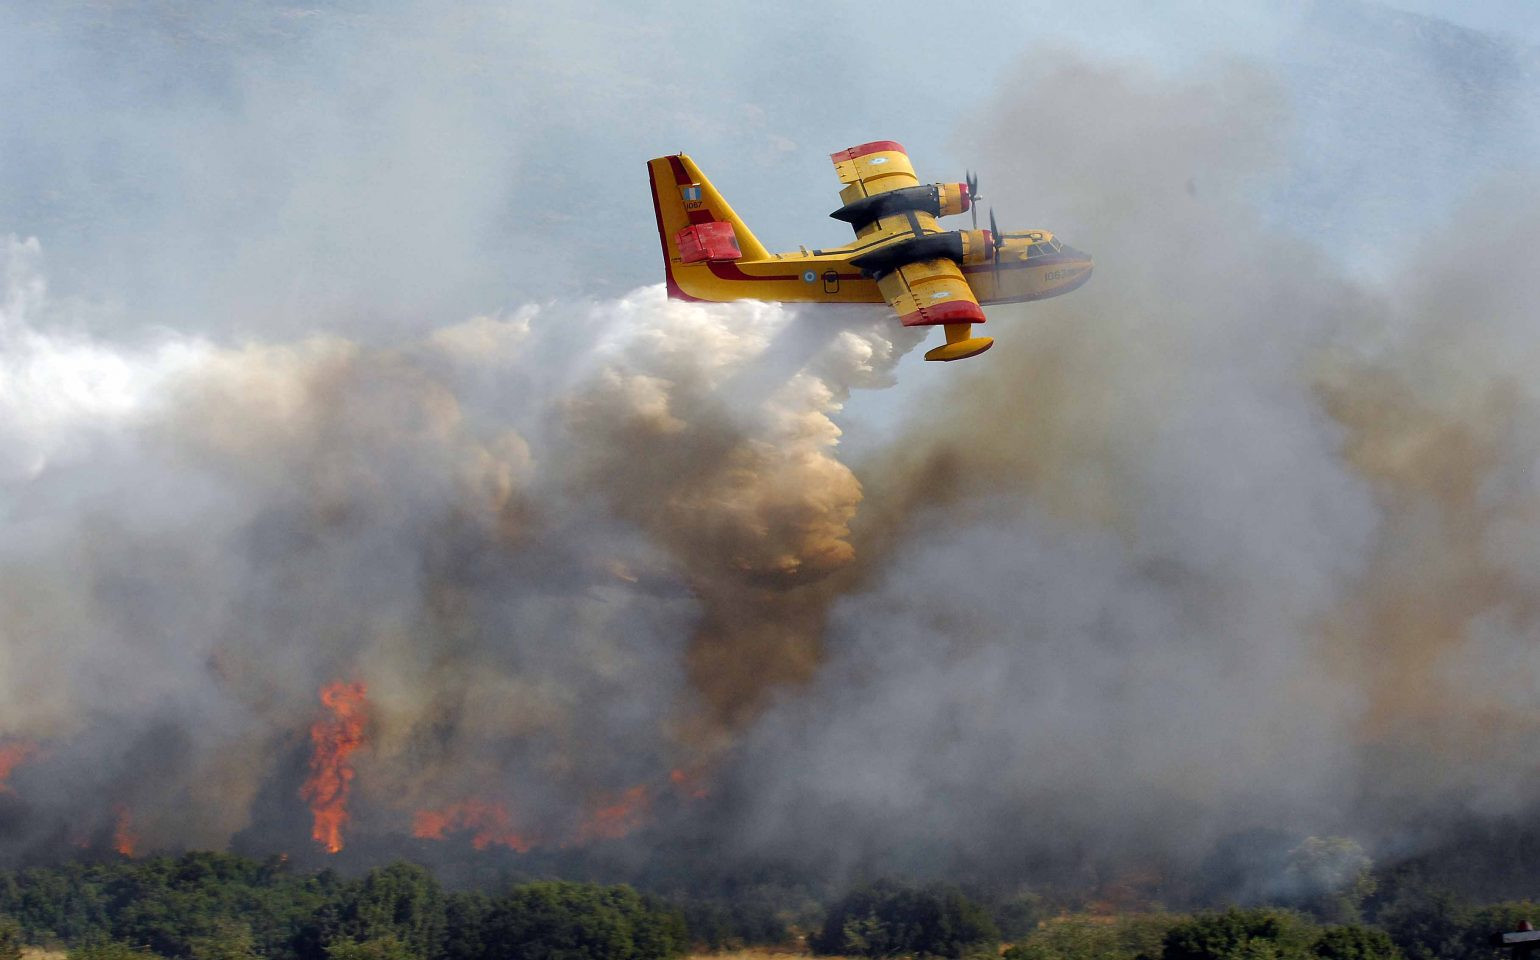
[0,852,1538,960]
[0,854,688,960]
[810,879,1540,960]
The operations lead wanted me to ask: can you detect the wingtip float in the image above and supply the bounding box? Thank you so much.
[646,140,1092,362]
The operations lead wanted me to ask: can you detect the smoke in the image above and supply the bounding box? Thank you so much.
[703,53,1540,892]
[7,0,1540,905]
[0,232,919,858]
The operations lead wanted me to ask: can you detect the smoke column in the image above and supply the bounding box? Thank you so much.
[0,229,920,860]
[6,3,1540,902]
[707,51,1540,893]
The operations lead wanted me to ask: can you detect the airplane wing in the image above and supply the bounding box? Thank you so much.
[829,140,970,243]
[830,140,919,200]
[875,258,994,361]
[832,140,991,360]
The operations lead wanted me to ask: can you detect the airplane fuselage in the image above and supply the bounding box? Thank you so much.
[647,149,1092,360]
[661,235,1092,307]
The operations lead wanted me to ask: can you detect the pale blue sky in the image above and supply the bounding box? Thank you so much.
[0,0,1533,341]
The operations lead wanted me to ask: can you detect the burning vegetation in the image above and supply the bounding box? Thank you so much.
[301,682,369,854]
[0,742,36,794]
[411,800,532,852]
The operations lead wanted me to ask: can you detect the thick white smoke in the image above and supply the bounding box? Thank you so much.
[0,238,919,855]
[8,0,1540,907]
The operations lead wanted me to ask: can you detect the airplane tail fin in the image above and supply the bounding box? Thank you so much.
[647,154,771,299]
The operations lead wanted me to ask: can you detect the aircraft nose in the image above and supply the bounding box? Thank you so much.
[1064,245,1093,278]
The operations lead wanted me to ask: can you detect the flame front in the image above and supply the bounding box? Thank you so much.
[412,799,532,852]
[300,681,368,854]
[669,767,710,801]
[0,740,38,794]
[575,784,650,843]
[113,805,138,857]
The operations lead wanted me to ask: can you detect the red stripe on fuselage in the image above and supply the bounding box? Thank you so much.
[648,160,700,301]
[666,155,861,284]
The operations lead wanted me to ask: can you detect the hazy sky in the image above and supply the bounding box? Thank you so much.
[2,0,1531,344]
[7,0,1540,884]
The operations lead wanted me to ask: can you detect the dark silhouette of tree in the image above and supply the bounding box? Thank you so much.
[1162,908,1317,960]
[474,882,685,960]
[1313,925,1403,960]
[811,880,1000,958]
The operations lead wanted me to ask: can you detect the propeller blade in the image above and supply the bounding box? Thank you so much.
[966,170,979,229]
[989,208,1001,286]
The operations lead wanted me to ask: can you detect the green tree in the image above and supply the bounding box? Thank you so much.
[1312,926,1402,960]
[326,937,419,960]
[476,882,685,960]
[329,863,445,960]
[811,881,1000,958]
[69,942,163,960]
[677,898,788,951]
[1286,839,1378,924]
[991,893,1046,942]
[441,893,489,960]
[1372,885,1474,960]
[1163,909,1317,960]
[1007,914,1179,960]
[187,920,257,960]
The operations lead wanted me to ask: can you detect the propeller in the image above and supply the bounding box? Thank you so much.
[989,207,1004,285]
[965,171,980,229]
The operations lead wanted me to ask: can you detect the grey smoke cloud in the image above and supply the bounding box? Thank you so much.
[0,235,918,856]
[706,50,1540,894]
[5,0,1540,902]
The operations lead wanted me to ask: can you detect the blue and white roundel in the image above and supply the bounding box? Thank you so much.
[803,270,817,283]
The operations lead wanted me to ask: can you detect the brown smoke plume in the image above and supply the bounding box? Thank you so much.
[8,18,1540,897]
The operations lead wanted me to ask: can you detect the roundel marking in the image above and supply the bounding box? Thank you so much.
[868,157,889,165]
[803,270,817,283]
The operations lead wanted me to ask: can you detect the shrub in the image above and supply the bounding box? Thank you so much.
[1006,914,1179,960]
[476,882,686,960]
[69,942,163,960]
[325,937,418,960]
[1162,908,1317,960]
[1312,925,1402,960]
[811,880,1000,958]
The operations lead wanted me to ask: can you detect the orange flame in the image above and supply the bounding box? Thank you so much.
[576,784,651,843]
[412,799,533,852]
[0,740,38,793]
[113,806,138,857]
[300,681,368,853]
[669,767,710,801]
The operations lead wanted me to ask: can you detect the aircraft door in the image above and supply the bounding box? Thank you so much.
[822,270,840,294]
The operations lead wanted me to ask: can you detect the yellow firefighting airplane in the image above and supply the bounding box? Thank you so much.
[647,140,1093,361]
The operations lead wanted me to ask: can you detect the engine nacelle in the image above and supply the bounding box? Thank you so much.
[958,229,995,266]
[830,183,974,230]
[850,229,994,276]
[936,182,972,219]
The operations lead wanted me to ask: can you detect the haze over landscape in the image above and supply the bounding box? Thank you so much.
[4,0,1540,909]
